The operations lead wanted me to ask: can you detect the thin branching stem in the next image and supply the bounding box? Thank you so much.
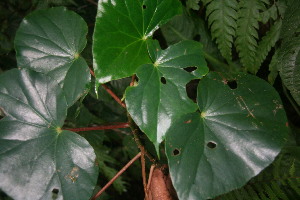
[89,68,126,108]
[128,114,156,163]
[91,152,142,200]
[141,148,148,200]
[65,122,130,132]
[101,84,126,108]
[130,74,136,86]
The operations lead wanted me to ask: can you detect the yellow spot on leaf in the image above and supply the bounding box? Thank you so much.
[65,167,79,183]
[74,52,80,59]
[56,127,62,134]
[201,112,206,118]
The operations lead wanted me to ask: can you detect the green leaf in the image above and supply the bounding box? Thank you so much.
[277,0,300,106]
[206,0,238,62]
[92,0,182,85]
[15,7,90,106]
[166,72,288,200]
[235,0,266,72]
[0,69,98,200]
[126,40,208,150]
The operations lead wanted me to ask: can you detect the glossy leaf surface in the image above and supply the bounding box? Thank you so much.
[93,0,181,85]
[166,72,288,200]
[126,40,208,150]
[0,69,98,200]
[15,7,90,106]
[277,0,300,106]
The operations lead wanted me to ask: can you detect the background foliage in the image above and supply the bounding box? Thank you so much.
[0,0,299,199]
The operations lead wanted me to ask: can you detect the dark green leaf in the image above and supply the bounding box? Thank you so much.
[277,0,300,106]
[15,7,90,106]
[0,69,98,200]
[166,72,288,200]
[126,40,208,150]
[92,0,182,85]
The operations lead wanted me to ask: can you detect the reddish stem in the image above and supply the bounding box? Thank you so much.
[101,84,126,108]
[89,68,95,77]
[130,75,136,86]
[89,68,126,108]
[91,152,142,200]
[65,123,130,132]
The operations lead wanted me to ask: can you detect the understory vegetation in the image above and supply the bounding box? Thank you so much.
[0,0,299,200]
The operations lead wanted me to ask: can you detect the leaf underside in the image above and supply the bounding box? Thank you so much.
[166,72,288,200]
[14,7,90,106]
[0,69,98,200]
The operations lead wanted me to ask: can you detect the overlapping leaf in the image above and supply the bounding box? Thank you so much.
[92,0,182,85]
[278,0,300,106]
[15,7,90,106]
[126,40,208,150]
[166,72,288,200]
[0,69,98,200]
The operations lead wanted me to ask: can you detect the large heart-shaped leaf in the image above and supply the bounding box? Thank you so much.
[277,0,300,106]
[166,72,288,200]
[15,7,90,106]
[92,0,182,85]
[0,69,98,200]
[126,40,208,150]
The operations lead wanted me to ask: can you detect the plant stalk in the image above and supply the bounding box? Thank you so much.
[65,122,130,132]
[91,152,142,200]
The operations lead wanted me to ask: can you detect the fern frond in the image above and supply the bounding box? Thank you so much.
[98,161,128,194]
[214,147,300,200]
[186,0,200,10]
[268,50,279,85]
[270,181,289,200]
[246,185,261,200]
[251,19,282,74]
[201,0,212,5]
[288,177,300,196]
[259,4,278,24]
[205,0,238,61]
[217,177,300,200]
[235,0,267,72]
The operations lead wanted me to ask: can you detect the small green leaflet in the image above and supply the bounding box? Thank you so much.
[92,0,182,86]
[166,72,288,200]
[0,69,98,200]
[15,7,90,107]
[126,40,208,151]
